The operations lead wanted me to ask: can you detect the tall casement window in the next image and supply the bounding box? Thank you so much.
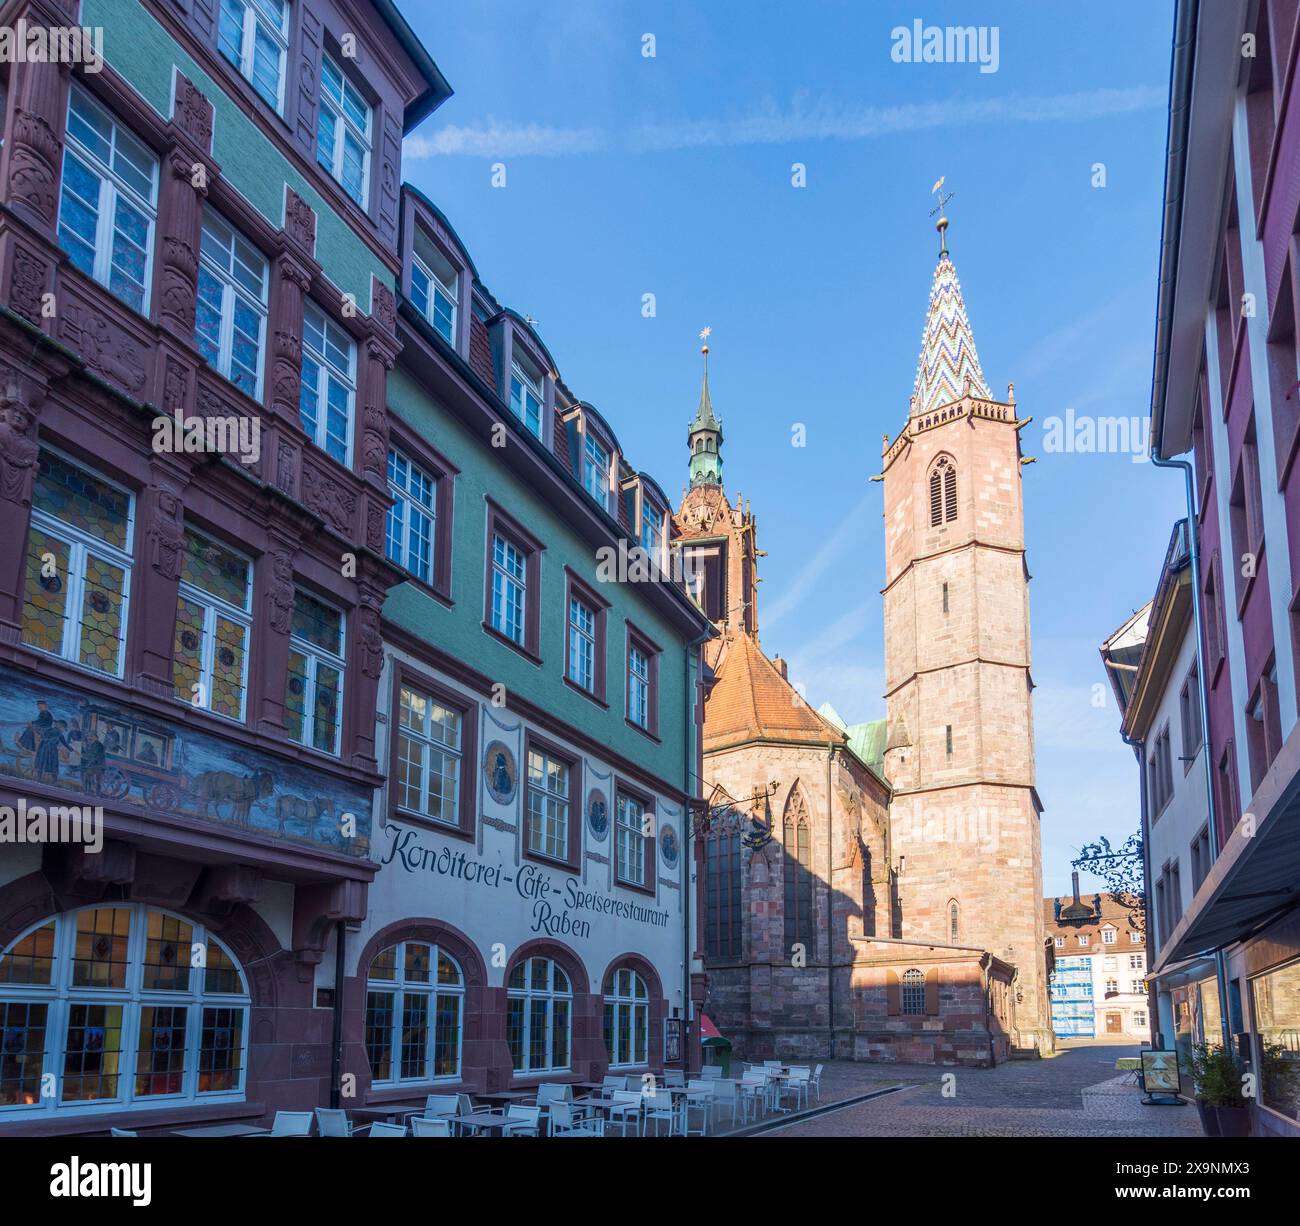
[626,627,659,735]
[509,358,544,439]
[0,905,249,1120]
[949,901,960,943]
[300,303,356,465]
[410,232,458,345]
[640,500,665,561]
[316,54,371,207]
[568,597,596,691]
[1179,662,1203,766]
[901,968,926,1015]
[218,0,289,111]
[525,745,571,862]
[21,449,134,678]
[491,533,527,645]
[195,211,268,401]
[395,683,465,828]
[929,455,957,526]
[364,942,463,1086]
[583,432,610,503]
[782,789,814,952]
[616,791,647,887]
[59,86,157,314]
[284,590,345,756]
[706,829,743,959]
[506,957,571,1073]
[171,528,252,720]
[386,449,436,583]
[603,967,649,1068]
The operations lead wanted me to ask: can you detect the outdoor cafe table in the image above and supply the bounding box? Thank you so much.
[474,1090,534,1106]
[171,1123,270,1137]
[456,1110,516,1135]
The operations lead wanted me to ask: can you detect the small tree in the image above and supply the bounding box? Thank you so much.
[1073,832,1145,938]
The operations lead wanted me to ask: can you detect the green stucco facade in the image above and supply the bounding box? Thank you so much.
[85,0,389,303]
[385,366,693,790]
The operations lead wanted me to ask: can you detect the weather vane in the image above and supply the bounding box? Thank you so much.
[930,176,954,256]
[699,325,712,354]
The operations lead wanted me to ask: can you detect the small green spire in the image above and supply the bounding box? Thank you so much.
[688,333,723,486]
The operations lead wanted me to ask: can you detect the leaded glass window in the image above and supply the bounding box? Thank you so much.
[782,789,814,952]
[21,450,133,678]
[364,941,463,1085]
[284,589,345,756]
[603,967,649,1068]
[172,528,252,720]
[506,957,570,1073]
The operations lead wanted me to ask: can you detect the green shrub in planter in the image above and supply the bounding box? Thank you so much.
[1188,1043,1250,1137]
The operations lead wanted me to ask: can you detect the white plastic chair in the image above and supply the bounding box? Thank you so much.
[314,1108,356,1137]
[411,1116,453,1136]
[501,1104,541,1137]
[684,1079,714,1136]
[710,1077,740,1128]
[809,1063,824,1102]
[739,1070,771,1120]
[701,1065,724,1080]
[369,1122,407,1137]
[601,1073,625,1093]
[606,1090,642,1137]
[550,1100,604,1137]
[787,1069,812,1111]
[664,1069,686,1088]
[268,1111,314,1137]
[642,1087,677,1137]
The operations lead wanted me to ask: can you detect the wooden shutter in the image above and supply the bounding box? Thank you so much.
[925,969,940,1016]
[886,970,901,1016]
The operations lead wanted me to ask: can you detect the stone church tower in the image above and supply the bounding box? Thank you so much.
[879,214,1052,1054]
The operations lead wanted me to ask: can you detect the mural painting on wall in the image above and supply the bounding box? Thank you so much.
[0,666,371,856]
[482,739,517,805]
[659,823,679,869]
[586,788,608,842]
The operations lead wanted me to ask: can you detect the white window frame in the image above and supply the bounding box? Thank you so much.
[173,529,253,721]
[0,904,249,1121]
[300,301,356,466]
[385,448,436,583]
[1102,928,1116,945]
[317,52,372,207]
[218,0,289,113]
[195,211,268,401]
[509,360,544,440]
[285,591,346,757]
[410,249,458,346]
[364,941,464,1087]
[583,432,610,504]
[526,746,570,862]
[506,957,572,1073]
[603,968,649,1068]
[616,791,647,887]
[58,85,158,315]
[490,533,527,645]
[23,449,134,679]
[628,644,650,729]
[567,596,596,692]
[394,683,463,827]
[640,500,664,560]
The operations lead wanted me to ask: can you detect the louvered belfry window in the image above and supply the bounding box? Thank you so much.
[930,456,957,526]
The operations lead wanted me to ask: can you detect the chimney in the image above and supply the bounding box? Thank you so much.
[771,656,788,680]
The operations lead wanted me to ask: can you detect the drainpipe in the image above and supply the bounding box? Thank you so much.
[330,919,346,1109]
[1119,728,1159,1050]
[1146,461,1231,1051]
[826,742,836,1060]
[683,629,710,1075]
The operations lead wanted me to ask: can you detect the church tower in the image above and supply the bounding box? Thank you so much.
[675,339,759,666]
[879,210,1052,1053]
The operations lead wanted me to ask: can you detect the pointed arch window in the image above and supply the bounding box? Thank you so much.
[929,456,957,526]
[949,901,960,943]
[782,788,814,952]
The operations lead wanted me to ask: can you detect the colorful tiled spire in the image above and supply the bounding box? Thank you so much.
[910,247,990,417]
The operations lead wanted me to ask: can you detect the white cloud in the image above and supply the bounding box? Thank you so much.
[405,86,1165,160]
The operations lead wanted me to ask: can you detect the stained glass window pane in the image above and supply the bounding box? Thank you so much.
[34,451,129,548]
[197,1006,243,1093]
[365,990,394,1080]
[399,993,428,1079]
[142,911,193,992]
[204,940,243,995]
[172,596,205,703]
[434,993,460,1076]
[72,907,130,988]
[313,662,341,753]
[77,553,125,674]
[0,1001,47,1106]
[284,648,307,743]
[403,942,431,984]
[0,922,55,985]
[20,527,70,655]
[135,1005,187,1097]
[180,529,250,607]
[61,1003,123,1101]
[211,615,248,718]
[291,591,342,653]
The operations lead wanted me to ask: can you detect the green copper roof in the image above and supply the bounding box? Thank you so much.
[690,364,722,435]
[816,705,889,782]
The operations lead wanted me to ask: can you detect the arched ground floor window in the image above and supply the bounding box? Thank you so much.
[0,904,249,1121]
[506,956,572,1073]
[603,965,649,1067]
[364,939,465,1085]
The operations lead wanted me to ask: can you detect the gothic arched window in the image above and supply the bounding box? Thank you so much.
[901,968,926,1015]
[929,456,957,526]
[782,787,814,953]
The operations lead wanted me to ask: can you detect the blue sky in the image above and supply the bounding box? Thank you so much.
[396,0,1186,895]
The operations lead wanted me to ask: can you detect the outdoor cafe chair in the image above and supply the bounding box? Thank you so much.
[368,1122,407,1137]
[606,1090,643,1137]
[663,1069,686,1088]
[786,1069,812,1112]
[709,1076,739,1128]
[550,1100,604,1137]
[642,1086,678,1137]
[684,1080,714,1136]
[268,1111,314,1137]
[701,1065,724,1080]
[763,1060,783,1071]
[411,1116,453,1137]
[501,1104,542,1137]
[601,1074,625,1093]
[416,1094,460,1125]
[810,1064,824,1102]
[314,1108,358,1137]
[739,1070,771,1120]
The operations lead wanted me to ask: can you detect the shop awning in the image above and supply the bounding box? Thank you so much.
[699,1013,726,1044]
[1166,721,1300,964]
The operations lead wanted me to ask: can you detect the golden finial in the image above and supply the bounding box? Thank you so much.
[929,176,955,257]
[699,325,712,355]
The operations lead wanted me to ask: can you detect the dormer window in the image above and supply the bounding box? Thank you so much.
[583,432,610,504]
[411,231,458,346]
[218,0,289,113]
[510,358,544,440]
[640,501,664,558]
[317,54,371,208]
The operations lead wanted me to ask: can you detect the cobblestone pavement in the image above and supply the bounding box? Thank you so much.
[755,1041,1206,1138]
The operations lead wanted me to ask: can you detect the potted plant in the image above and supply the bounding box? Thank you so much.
[1188,1043,1250,1137]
